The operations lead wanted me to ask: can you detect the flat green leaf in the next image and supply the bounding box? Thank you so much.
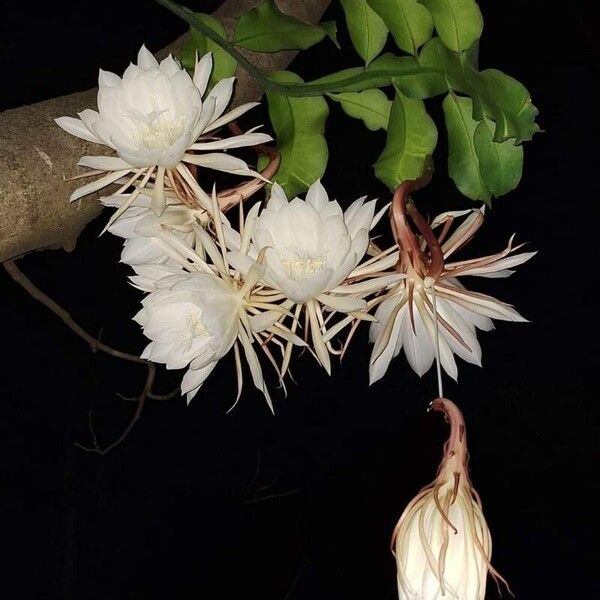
[477,69,541,143]
[265,71,329,197]
[340,0,388,65]
[341,0,388,65]
[418,0,483,53]
[420,38,540,142]
[443,93,523,202]
[367,0,433,55]
[473,118,523,198]
[443,93,487,200]
[180,14,237,88]
[374,85,438,189]
[234,0,335,52]
[328,90,392,130]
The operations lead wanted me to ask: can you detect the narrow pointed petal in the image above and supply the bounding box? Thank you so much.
[189,132,272,151]
[69,169,131,202]
[78,156,132,171]
[193,52,213,96]
[183,153,266,180]
[55,116,100,144]
[203,102,260,133]
[151,167,166,216]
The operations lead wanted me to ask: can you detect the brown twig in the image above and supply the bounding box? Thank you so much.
[4,260,146,364]
[3,259,167,454]
[76,363,155,455]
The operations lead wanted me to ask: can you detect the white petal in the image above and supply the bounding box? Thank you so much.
[305,179,329,210]
[203,102,260,133]
[183,153,265,179]
[317,294,366,313]
[78,155,132,171]
[98,68,121,87]
[69,169,131,202]
[55,116,100,144]
[459,251,537,277]
[193,52,213,96]
[206,77,235,121]
[137,44,158,69]
[401,306,435,377]
[159,54,181,76]
[189,132,272,151]
[182,362,217,403]
[369,304,404,385]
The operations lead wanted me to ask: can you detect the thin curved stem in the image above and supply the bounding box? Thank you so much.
[3,259,168,454]
[156,0,440,97]
[3,260,145,364]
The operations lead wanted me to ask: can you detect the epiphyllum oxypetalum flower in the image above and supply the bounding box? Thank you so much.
[102,193,203,266]
[133,190,306,405]
[369,183,535,383]
[392,398,510,600]
[56,45,270,221]
[227,180,385,374]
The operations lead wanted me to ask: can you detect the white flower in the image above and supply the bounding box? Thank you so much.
[134,271,241,402]
[132,190,307,406]
[102,194,202,266]
[369,194,535,384]
[238,180,375,304]
[392,398,509,600]
[227,180,380,374]
[56,45,271,215]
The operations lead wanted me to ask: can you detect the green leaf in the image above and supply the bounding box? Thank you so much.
[319,21,341,48]
[328,90,392,130]
[476,69,541,143]
[180,13,237,88]
[234,0,335,52]
[374,85,438,189]
[420,38,540,142]
[443,93,487,200]
[367,0,433,55]
[473,118,523,199]
[340,0,388,65]
[265,71,329,197]
[418,0,483,53]
[443,93,523,202]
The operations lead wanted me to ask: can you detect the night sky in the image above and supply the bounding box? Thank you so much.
[1,1,597,598]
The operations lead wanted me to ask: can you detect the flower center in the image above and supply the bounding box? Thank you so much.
[129,110,185,150]
[187,311,206,336]
[281,249,326,280]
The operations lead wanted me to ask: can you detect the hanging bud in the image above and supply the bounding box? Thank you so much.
[391,398,510,600]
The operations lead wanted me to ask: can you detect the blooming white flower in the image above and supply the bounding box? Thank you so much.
[131,190,307,406]
[369,193,535,384]
[56,45,271,216]
[102,193,203,266]
[134,271,241,402]
[235,181,375,304]
[227,180,382,373]
[392,398,509,600]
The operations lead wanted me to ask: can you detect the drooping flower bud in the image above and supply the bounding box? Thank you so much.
[391,398,510,600]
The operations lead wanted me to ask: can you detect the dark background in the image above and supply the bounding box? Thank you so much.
[1,1,597,598]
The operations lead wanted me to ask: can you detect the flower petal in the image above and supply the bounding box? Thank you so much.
[55,116,100,144]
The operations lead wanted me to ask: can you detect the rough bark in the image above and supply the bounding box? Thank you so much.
[0,0,331,263]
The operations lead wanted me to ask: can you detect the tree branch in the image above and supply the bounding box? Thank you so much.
[0,0,332,263]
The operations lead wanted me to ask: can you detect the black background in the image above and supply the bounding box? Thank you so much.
[1,1,598,598]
